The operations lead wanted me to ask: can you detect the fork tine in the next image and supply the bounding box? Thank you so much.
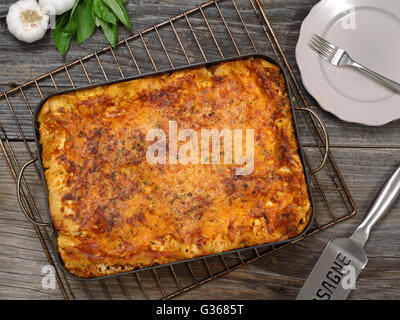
[308,42,334,63]
[313,34,338,50]
[319,54,333,64]
[308,41,320,55]
[311,36,336,54]
[310,40,335,58]
[313,50,334,64]
[314,34,337,49]
[310,39,336,59]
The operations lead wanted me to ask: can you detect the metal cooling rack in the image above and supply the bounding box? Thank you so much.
[0,0,356,299]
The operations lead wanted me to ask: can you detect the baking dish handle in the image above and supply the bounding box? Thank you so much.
[294,106,329,176]
[17,156,50,227]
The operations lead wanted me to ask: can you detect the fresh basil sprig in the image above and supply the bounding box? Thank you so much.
[54,0,131,55]
[94,0,117,25]
[102,0,131,29]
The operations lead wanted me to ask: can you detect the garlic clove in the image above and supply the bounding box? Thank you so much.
[39,0,76,16]
[7,0,49,43]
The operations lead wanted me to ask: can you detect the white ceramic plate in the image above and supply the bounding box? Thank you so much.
[296,0,400,126]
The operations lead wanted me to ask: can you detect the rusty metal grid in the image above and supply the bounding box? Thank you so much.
[0,0,356,300]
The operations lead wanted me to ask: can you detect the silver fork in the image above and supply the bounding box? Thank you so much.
[309,34,400,93]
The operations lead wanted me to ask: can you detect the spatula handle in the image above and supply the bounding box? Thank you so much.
[351,165,400,246]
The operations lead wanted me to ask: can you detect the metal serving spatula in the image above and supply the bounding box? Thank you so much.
[297,165,400,300]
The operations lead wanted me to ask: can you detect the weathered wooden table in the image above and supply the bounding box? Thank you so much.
[1,0,399,300]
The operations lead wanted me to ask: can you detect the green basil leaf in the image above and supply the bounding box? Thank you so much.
[94,15,101,27]
[70,0,80,18]
[54,30,73,55]
[63,13,77,33]
[118,0,127,3]
[55,13,69,29]
[66,19,77,34]
[102,0,131,30]
[75,0,96,45]
[54,11,77,55]
[96,16,118,47]
[93,0,117,25]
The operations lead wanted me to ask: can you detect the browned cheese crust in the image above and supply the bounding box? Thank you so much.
[38,58,311,278]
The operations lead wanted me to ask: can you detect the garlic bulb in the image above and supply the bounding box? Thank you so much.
[7,0,49,43]
[39,0,76,16]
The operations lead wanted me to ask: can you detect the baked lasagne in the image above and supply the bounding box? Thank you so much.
[38,58,311,278]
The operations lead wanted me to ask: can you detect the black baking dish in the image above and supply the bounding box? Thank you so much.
[17,53,326,281]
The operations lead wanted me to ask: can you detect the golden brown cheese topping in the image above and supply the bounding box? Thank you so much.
[38,58,311,278]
